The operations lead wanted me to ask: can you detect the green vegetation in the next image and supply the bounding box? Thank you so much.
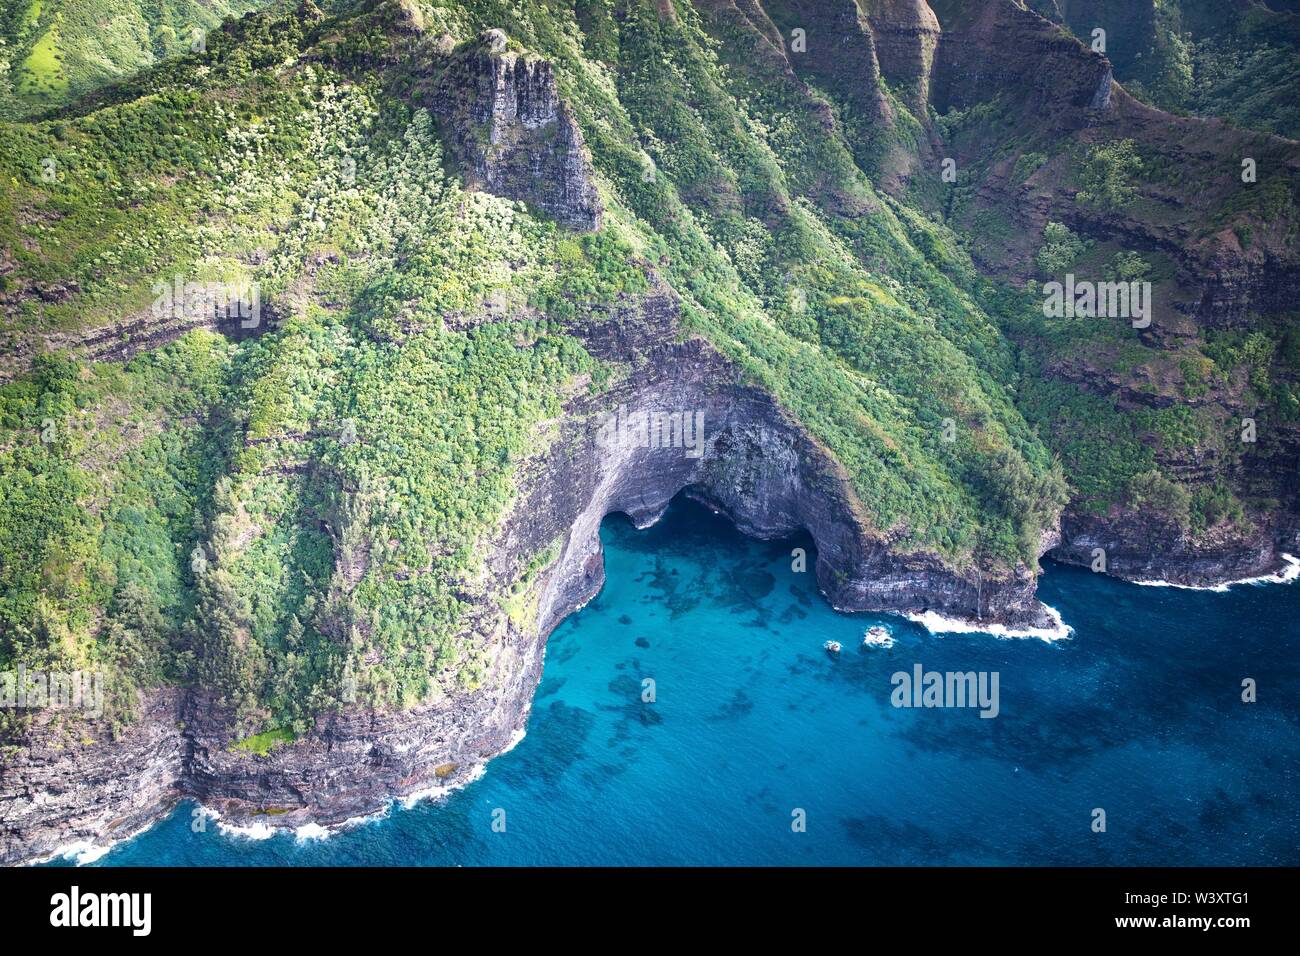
[232,726,294,754]
[16,21,66,99]
[0,0,268,118]
[1075,140,1144,211]
[1190,480,1246,535]
[1185,27,1300,140]
[1035,221,1087,275]
[502,540,562,632]
[1011,151,1047,185]
[1119,0,1193,109]
[1202,323,1300,418]
[1103,251,1151,284]
[0,335,234,729]
[0,0,1292,743]
[1127,469,1191,530]
[1055,0,1300,140]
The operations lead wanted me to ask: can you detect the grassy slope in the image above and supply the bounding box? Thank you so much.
[0,336,233,736]
[2,4,650,733]
[0,0,269,119]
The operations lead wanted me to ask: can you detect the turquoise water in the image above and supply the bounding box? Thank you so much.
[76,498,1300,865]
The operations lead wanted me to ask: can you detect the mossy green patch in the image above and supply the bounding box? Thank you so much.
[17,25,67,98]
[232,727,295,755]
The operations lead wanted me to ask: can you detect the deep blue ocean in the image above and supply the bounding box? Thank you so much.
[70,499,1300,866]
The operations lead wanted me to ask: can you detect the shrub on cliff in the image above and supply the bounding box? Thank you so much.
[1035,221,1087,275]
[1075,140,1144,211]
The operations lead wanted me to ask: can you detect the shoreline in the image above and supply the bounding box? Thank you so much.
[18,538,1300,866]
[190,727,535,847]
[901,602,1073,642]
[36,727,530,865]
[1131,553,1300,593]
[28,541,1300,866]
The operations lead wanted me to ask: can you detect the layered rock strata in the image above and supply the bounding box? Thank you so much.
[428,29,603,231]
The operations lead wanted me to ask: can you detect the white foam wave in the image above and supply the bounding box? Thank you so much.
[31,813,167,867]
[501,725,527,755]
[1133,553,1300,592]
[294,823,330,841]
[400,763,487,810]
[901,602,1073,643]
[336,803,391,830]
[49,840,112,866]
[215,816,277,841]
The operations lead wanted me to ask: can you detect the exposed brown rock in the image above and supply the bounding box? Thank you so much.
[863,0,941,115]
[427,30,603,231]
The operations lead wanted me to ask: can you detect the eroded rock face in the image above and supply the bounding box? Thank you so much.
[172,286,1053,827]
[863,0,941,114]
[525,283,1056,632]
[0,690,183,866]
[0,290,280,385]
[752,0,891,118]
[928,0,1113,126]
[1052,508,1297,586]
[428,30,603,231]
